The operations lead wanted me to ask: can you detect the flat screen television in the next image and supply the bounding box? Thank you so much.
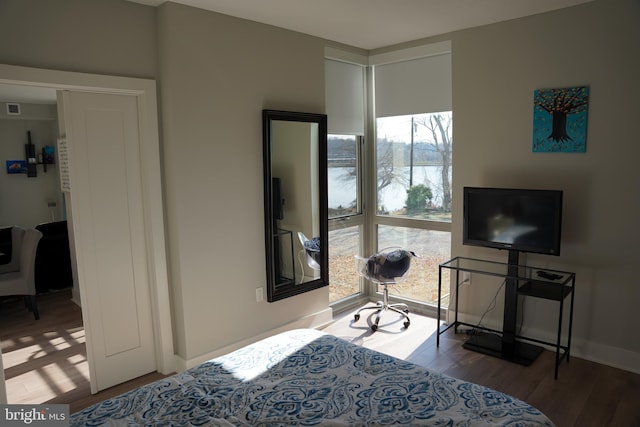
[463,187,563,256]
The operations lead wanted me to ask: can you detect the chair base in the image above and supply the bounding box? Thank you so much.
[353,285,410,332]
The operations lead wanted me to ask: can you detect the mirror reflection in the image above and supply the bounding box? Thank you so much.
[263,110,328,302]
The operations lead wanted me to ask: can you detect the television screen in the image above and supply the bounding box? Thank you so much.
[463,187,563,256]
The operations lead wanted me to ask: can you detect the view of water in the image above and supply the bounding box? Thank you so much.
[328,165,448,211]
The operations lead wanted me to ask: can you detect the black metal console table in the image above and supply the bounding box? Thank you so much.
[437,256,575,379]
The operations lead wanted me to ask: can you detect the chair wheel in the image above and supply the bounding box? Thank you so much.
[371,324,378,332]
[354,314,360,321]
[403,308,409,313]
[404,320,410,328]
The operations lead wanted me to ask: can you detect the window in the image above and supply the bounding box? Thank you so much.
[376,113,452,221]
[328,134,363,303]
[325,53,367,306]
[329,224,361,302]
[328,135,360,218]
[372,44,452,311]
[325,44,452,312]
[374,112,452,307]
[377,225,451,307]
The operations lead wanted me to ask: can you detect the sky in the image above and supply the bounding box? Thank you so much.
[377,113,451,144]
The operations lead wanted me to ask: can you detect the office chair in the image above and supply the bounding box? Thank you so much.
[0,228,43,319]
[297,231,320,283]
[354,248,416,332]
[0,226,26,274]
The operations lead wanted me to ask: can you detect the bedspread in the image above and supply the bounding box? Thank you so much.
[71,328,554,426]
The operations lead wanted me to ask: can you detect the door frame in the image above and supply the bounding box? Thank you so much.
[0,64,174,393]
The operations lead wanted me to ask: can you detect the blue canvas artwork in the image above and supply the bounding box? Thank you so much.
[6,160,26,174]
[533,86,589,153]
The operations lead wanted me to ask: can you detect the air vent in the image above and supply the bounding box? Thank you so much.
[6,103,20,115]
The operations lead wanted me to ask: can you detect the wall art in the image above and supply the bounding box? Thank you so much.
[6,160,26,174]
[533,86,589,153]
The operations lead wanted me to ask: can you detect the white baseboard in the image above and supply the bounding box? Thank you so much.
[173,307,334,372]
[568,338,640,375]
[448,312,640,375]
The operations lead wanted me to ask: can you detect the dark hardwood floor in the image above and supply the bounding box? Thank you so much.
[322,305,640,427]
[1,290,639,426]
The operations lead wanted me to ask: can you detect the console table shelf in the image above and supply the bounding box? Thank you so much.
[437,256,575,379]
[518,280,572,300]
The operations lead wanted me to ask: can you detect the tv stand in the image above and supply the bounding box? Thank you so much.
[462,330,543,366]
[437,255,575,379]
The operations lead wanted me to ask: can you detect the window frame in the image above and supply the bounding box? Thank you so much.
[325,43,453,316]
[369,166,452,318]
[366,45,453,315]
[328,134,367,311]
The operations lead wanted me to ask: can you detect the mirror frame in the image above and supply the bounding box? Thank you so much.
[262,109,328,302]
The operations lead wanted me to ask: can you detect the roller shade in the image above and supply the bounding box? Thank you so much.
[325,59,365,135]
[374,52,451,118]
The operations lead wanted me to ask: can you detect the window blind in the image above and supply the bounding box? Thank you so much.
[325,59,365,135]
[374,52,451,118]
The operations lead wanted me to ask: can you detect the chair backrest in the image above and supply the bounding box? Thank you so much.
[19,228,43,294]
[297,231,309,247]
[356,248,416,284]
[297,231,320,270]
[0,226,26,274]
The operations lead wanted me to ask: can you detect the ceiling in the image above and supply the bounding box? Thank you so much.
[1,0,593,105]
[129,0,593,50]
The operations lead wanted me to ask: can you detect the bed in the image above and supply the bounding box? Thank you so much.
[71,329,554,426]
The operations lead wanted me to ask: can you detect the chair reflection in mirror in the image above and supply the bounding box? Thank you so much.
[297,231,320,284]
[354,247,417,332]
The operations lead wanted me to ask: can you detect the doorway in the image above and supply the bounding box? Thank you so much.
[0,63,173,400]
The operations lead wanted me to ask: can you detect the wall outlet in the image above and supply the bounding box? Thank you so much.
[256,287,264,302]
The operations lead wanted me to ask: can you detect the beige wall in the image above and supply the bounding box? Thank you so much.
[0,0,157,79]
[446,0,640,370]
[0,105,63,227]
[157,3,329,361]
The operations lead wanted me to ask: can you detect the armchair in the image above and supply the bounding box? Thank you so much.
[0,228,43,319]
[0,226,25,274]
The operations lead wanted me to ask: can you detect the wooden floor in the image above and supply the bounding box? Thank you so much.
[0,289,167,414]
[1,291,639,426]
[322,305,640,427]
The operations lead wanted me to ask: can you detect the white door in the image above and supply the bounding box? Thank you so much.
[61,91,156,392]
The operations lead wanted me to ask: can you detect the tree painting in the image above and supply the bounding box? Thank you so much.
[533,86,589,152]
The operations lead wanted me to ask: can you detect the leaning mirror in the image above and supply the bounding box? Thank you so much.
[263,110,328,302]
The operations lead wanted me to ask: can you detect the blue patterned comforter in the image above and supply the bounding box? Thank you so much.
[71,329,554,426]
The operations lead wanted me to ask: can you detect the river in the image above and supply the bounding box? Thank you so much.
[328,165,449,212]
